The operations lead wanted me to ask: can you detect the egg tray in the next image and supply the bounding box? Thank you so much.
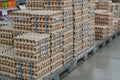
[82,9,89,14]
[0,67,16,78]
[73,46,83,57]
[83,2,90,9]
[73,40,82,49]
[50,45,62,56]
[62,54,73,65]
[50,53,63,73]
[0,40,13,45]
[16,66,51,80]
[63,29,73,39]
[74,10,82,16]
[63,36,73,46]
[63,43,73,52]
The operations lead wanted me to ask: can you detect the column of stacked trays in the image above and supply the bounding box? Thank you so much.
[14,33,51,80]
[39,0,74,65]
[95,26,109,40]
[49,30,63,73]
[96,1,112,11]
[89,0,96,46]
[95,10,114,40]
[13,10,63,33]
[0,45,15,78]
[82,1,91,51]
[73,0,83,57]
[0,26,14,45]
[113,18,120,31]
[26,0,44,10]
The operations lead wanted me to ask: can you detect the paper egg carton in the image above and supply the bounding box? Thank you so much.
[50,52,63,73]
[62,48,73,65]
[83,2,90,9]
[73,45,83,57]
[14,33,51,60]
[95,25,110,40]
[16,59,51,80]
[50,30,63,56]
[73,0,83,10]
[26,0,44,10]
[0,46,15,78]
[95,10,113,26]
[43,0,73,10]
[96,1,112,11]
[13,10,63,33]
[0,26,14,45]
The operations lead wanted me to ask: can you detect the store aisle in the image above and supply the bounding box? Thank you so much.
[63,36,120,80]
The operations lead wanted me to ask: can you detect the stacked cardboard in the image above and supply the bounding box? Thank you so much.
[89,0,96,46]
[0,45,15,78]
[96,1,112,11]
[82,1,91,51]
[14,33,51,80]
[95,10,113,40]
[73,0,83,57]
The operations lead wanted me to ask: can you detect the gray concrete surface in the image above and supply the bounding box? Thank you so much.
[63,37,120,80]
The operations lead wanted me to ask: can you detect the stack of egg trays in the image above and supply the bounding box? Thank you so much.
[43,0,74,65]
[13,10,63,33]
[0,26,14,45]
[95,25,109,40]
[0,45,15,78]
[73,0,83,57]
[49,29,63,73]
[26,0,44,10]
[96,1,112,11]
[14,33,51,80]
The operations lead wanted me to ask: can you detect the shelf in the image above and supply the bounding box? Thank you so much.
[0,8,18,11]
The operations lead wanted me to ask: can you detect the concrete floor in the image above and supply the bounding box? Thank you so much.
[63,36,120,80]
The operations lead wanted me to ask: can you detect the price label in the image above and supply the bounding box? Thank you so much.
[2,10,7,15]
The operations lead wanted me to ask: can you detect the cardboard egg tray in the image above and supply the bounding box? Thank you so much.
[83,2,90,9]
[95,10,113,26]
[50,30,63,56]
[73,45,83,57]
[95,26,110,40]
[0,21,11,27]
[82,9,89,15]
[113,18,120,31]
[82,41,90,51]
[43,0,73,10]
[13,10,63,33]
[50,52,63,73]
[26,0,44,10]
[0,26,14,45]
[15,57,51,80]
[14,33,51,59]
[0,46,15,78]
[73,0,83,10]
[96,1,112,11]
[62,49,73,65]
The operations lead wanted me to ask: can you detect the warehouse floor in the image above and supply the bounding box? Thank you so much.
[63,36,120,80]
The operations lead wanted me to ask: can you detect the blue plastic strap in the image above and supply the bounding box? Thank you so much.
[48,0,50,9]
[60,32,62,48]
[46,14,49,33]
[30,61,32,80]
[38,41,42,56]
[16,32,19,37]
[58,0,60,9]
[76,0,78,7]
[46,38,49,55]
[20,60,22,80]
[53,34,56,51]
